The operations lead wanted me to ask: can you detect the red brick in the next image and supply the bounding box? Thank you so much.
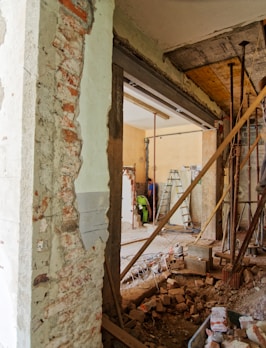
[62,103,75,113]
[60,68,80,87]
[62,129,78,143]
[59,0,88,22]
[60,10,87,35]
[67,85,79,96]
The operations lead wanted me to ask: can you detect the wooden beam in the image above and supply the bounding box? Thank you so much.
[124,92,170,120]
[105,259,124,328]
[104,63,124,314]
[102,315,147,348]
[214,252,250,265]
[120,86,266,281]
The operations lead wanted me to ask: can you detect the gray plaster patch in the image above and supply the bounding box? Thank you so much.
[0,10,6,45]
[77,191,109,250]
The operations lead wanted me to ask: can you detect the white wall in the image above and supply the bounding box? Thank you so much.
[0,1,39,347]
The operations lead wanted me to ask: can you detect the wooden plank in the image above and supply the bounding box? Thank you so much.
[214,252,250,265]
[120,87,266,280]
[103,63,124,314]
[105,259,124,328]
[102,315,146,348]
[187,57,258,118]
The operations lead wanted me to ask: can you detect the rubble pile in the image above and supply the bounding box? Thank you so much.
[120,264,266,347]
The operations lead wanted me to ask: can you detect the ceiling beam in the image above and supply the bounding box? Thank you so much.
[124,92,170,120]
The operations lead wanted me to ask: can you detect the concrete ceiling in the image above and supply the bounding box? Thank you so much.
[116,0,266,129]
[115,0,266,51]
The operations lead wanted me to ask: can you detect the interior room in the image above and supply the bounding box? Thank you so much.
[1,1,266,348]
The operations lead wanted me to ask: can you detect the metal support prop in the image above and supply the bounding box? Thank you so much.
[231,40,249,263]
[247,94,252,226]
[144,137,149,190]
[120,88,266,281]
[255,110,260,195]
[232,186,266,273]
[231,143,241,263]
[228,62,236,262]
[153,112,156,224]
[194,134,261,243]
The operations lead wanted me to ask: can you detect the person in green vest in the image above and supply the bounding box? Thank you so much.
[136,195,151,224]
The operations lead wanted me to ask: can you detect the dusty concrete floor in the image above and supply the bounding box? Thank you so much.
[121,221,266,279]
[121,222,198,275]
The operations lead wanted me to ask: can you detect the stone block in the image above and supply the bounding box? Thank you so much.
[175,294,185,303]
[168,287,185,296]
[185,256,211,273]
[160,294,171,306]
[156,299,165,313]
[187,243,212,259]
[176,302,187,313]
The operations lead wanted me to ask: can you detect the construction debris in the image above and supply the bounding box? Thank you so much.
[119,263,266,347]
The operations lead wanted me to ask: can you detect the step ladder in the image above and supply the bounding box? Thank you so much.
[155,169,193,229]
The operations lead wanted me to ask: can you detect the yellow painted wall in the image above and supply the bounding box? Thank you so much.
[123,123,204,223]
[123,123,203,183]
[146,124,203,182]
[123,124,146,182]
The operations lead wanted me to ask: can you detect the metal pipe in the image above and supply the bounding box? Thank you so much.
[144,137,149,192]
[232,185,266,273]
[228,62,235,262]
[239,40,249,116]
[247,93,252,226]
[230,41,249,263]
[153,112,156,224]
[255,110,260,197]
[146,129,202,139]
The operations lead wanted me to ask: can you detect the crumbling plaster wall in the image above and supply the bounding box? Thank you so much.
[31,1,113,348]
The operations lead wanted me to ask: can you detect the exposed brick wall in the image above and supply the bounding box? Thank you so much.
[32,1,105,347]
